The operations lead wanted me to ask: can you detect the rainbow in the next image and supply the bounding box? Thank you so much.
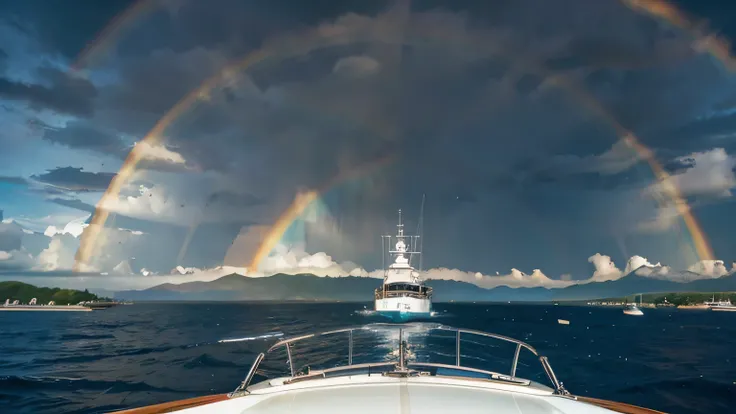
[246,153,395,271]
[71,0,160,72]
[76,6,725,270]
[72,29,397,271]
[546,74,715,260]
[622,0,736,72]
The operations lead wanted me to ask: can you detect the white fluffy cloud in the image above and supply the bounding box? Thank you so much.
[2,215,145,273]
[537,139,643,180]
[43,215,89,238]
[0,248,34,270]
[587,253,623,282]
[96,170,262,225]
[624,255,667,275]
[420,267,575,289]
[6,214,87,235]
[34,235,79,271]
[3,215,734,291]
[167,247,735,292]
[638,148,736,234]
[650,148,736,199]
[688,260,729,278]
[135,142,186,164]
[255,244,368,278]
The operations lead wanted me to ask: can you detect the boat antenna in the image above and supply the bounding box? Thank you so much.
[416,194,425,271]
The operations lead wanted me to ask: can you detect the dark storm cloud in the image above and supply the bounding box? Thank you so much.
[0,175,28,185]
[42,121,125,155]
[48,198,96,214]
[0,175,93,197]
[206,190,263,208]
[30,167,116,192]
[87,0,726,215]
[101,47,230,116]
[4,0,731,276]
[0,67,97,116]
[0,0,136,59]
[0,47,7,73]
[112,0,391,59]
[658,109,736,153]
[544,35,693,72]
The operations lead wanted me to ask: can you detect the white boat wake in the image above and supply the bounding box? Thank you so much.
[218,332,284,343]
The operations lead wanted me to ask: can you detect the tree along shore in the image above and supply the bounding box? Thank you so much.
[0,281,103,305]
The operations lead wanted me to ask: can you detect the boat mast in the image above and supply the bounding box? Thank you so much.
[415,194,425,272]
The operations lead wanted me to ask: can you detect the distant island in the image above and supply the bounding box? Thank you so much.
[115,271,736,302]
[0,281,104,306]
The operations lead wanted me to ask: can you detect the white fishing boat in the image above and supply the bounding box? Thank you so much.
[117,323,664,414]
[707,296,736,312]
[623,294,644,316]
[374,204,432,321]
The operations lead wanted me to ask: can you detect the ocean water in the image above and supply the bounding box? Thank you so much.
[0,302,734,413]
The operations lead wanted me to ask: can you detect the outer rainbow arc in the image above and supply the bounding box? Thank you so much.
[243,0,723,270]
[74,47,263,270]
[245,153,396,272]
[547,75,715,261]
[73,28,399,271]
[622,0,736,72]
[76,5,724,271]
[71,0,158,73]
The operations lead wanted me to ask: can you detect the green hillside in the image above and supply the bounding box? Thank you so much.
[0,281,101,305]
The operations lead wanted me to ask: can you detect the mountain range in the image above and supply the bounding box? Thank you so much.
[115,267,736,302]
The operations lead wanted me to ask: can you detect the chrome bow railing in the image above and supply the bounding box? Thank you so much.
[229,323,570,397]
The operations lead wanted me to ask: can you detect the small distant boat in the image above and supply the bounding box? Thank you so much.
[623,304,643,316]
[705,295,736,312]
[557,319,570,325]
[623,294,644,316]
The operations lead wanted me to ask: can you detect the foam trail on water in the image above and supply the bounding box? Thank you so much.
[218,332,284,343]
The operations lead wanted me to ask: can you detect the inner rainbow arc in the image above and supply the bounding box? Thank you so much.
[245,154,395,272]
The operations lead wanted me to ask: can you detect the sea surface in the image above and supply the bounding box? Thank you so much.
[0,302,734,413]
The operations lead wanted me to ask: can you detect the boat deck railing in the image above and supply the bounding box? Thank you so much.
[229,323,569,398]
[374,288,433,300]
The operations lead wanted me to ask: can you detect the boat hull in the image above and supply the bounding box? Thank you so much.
[117,380,666,414]
[623,309,643,316]
[711,306,736,312]
[375,310,432,322]
[375,296,431,321]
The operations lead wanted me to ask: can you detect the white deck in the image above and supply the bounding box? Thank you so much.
[175,374,618,414]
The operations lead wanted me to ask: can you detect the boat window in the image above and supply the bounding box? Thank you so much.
[385,283,420,292]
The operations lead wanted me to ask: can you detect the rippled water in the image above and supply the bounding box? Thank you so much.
[0,302,734,413]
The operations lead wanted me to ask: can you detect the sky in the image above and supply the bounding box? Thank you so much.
[1,0,736,291]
